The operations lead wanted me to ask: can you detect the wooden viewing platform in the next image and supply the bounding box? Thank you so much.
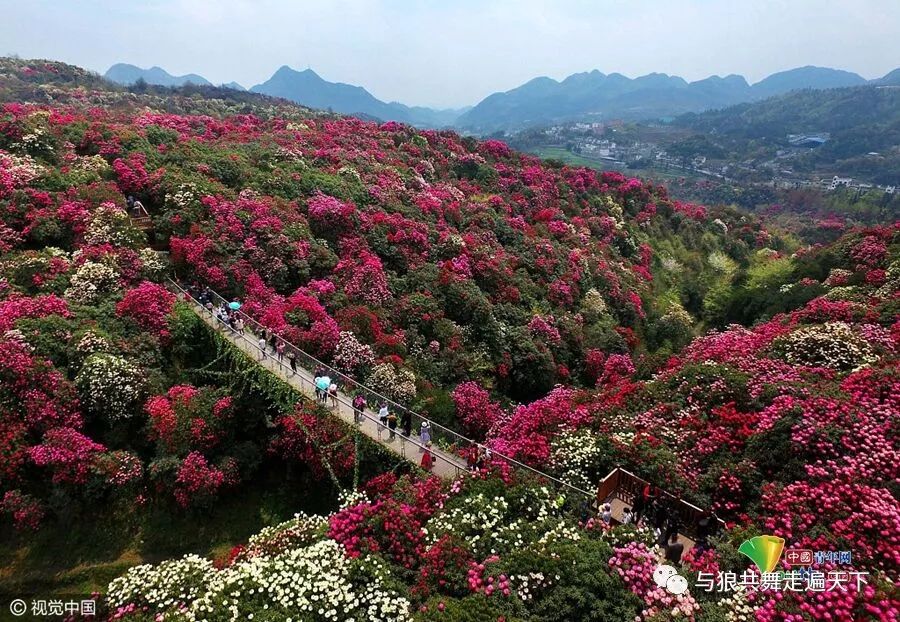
[128,203,153,231]
[596,467,725,553]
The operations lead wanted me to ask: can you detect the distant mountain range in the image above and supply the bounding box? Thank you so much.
[105,64,244,92]
[105,63,899,132]
[456,66,900,132]
[248,66,467,128]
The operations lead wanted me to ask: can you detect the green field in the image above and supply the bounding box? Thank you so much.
[529,146,696,182]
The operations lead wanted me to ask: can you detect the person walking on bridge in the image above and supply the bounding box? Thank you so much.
[421,442,434,471]
[257,335,267,360]
[287,350,297,376]
[378,402,389,433]
[352,394,366,424]
[400,410,412,437]
[419,421,431,447]
[328,380,338,409]
[387,410,398,441]
[315,375,331,404]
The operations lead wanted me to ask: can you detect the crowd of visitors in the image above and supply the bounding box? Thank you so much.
[186,283,447,474]
[594,481,720,567]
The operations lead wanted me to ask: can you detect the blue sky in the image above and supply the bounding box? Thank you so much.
[2,0,898,108]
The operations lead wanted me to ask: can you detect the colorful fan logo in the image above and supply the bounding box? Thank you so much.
[738,535,786,573]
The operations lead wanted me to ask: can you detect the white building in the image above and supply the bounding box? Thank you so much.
[828,176,853,190]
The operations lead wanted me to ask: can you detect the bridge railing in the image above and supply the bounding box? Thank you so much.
[167,278,595,499]
[596,467,726,539]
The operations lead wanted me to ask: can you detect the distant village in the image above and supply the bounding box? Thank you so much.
[525,122,897,197]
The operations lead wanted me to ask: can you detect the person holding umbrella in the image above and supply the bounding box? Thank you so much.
[315,375,331,404]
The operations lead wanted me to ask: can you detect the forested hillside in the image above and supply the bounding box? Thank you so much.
[0,58,897,621]
[673,86,900,184]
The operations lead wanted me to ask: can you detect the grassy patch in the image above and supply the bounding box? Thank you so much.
[0,473,336,599]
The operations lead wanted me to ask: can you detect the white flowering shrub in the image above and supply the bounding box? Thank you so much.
[394,367,417,403]
[875,258,900,299]
[581,288,608,320]
[71,330,111,369]
[721,588,756,622]
[653,303,695,347]
[64,259,120,304]
[660,255,683,273]
[83,202,144,248]
[140,248,167,278]
[75,154,109,175]
[550,428,610,492]
[107,540,412,622]
[107,554,215,612]
[164,183,202,211]
[76,353,144,422]
[0,150,45,186]
[235,513,328,562]
[823,285,860,301]
[773,321,878,371]
[424,488,577,558]
[332,331,375,378]
[367,363,417,404]
[708,250,737,275]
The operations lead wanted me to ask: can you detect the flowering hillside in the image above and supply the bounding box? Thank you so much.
[0,58,897,621]
[0,60,778,411]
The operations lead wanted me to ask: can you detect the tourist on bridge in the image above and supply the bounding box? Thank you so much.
[400,410,412,437]
[287,351,297,375]
[474,445,486,470]
[600,503,612,524]
[328,380,338,408]
[268,331,278,353]
[234,317,244,336]
[352,394,366,424]
[315,376,331,404]
[257,335,267,360]
[466,448,478,471]
[419,421,431,447]
[420,442,434,471]
[664,533,684,566]
[387,410,398,440]
[632,489,647,526]
[314,375,323,400]
[378,402,389,431]
[276,340,285,361]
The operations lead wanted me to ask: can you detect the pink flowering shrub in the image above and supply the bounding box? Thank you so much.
[29,427,105,485]
[306,193,356,233]
[172,451,226,508]
[609,542,699,620]
[451,381,504,438]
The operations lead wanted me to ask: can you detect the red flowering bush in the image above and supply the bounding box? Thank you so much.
[144,385,233,455]
[0,490,45,531]
[28,427,105,485]
[269,404,355,480]
[116,280,176,338]
[172,451,226,509]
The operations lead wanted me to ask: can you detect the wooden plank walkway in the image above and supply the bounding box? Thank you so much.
[173,288,469,479]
